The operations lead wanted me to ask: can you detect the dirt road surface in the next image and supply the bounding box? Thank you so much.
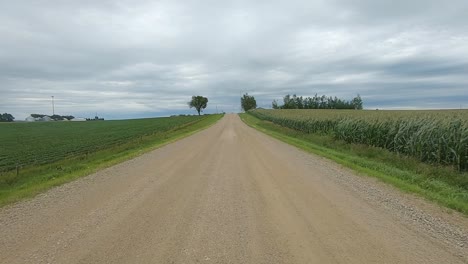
[1,114,467,263]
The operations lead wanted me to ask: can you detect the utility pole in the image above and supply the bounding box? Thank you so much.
[51,96,55,115]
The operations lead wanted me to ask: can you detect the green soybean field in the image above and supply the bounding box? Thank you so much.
[249,109,468,171]
[0,115,206,173]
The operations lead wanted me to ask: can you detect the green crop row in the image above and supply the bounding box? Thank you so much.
[0,115,206,173]
[249,109,468,171]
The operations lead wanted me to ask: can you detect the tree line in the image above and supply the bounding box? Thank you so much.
[187,93,363,114]
[31,114,75,121]
[272,94,363,110]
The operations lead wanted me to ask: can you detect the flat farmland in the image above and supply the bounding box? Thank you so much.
[0,115,223,205]
[0,115,205,172]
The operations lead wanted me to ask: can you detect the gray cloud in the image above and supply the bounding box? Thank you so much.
[1,0,468,119]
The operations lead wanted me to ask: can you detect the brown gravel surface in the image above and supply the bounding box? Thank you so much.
[0,114,467,264]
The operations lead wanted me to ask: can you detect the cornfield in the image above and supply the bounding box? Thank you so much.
[249,109,468,171]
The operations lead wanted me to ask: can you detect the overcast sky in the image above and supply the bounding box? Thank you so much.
[1,0,468,119]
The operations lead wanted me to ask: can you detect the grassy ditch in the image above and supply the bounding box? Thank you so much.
[240,113,468,215]
[0,114,223,206]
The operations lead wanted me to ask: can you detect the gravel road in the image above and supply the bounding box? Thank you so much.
[0,114,467,263]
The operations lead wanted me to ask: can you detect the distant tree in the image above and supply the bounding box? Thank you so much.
[282,94,297,109]
[188,95,208,115]
[294,95,304,109]
[282,95,289,109]
[272,100,279,109]
[31,114,46,118]
[241,93,257,111]
[0,113,14,122]
[51,114,64,121]
[352,94,363,110]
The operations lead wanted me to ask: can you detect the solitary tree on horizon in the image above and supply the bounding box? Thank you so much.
[241,93,257,111]
[188,95,208,115]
